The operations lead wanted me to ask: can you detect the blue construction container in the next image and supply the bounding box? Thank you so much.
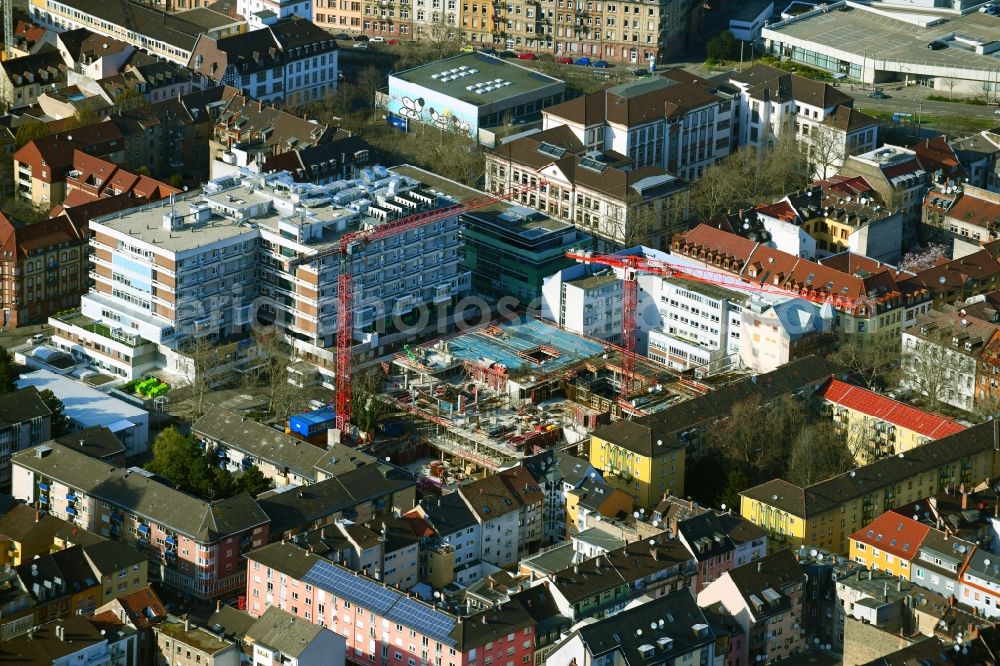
[289,407,337,438]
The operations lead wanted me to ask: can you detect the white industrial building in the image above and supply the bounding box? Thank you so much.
[762,1,1000,95]
[645,277,747,375]
[540,264,623,344]
[16,369,150,456]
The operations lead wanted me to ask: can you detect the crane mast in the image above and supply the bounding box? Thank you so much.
[293,179,548,433]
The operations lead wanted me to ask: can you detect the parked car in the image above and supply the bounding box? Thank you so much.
[590,59,611,67]
[334,32,351,39]
[479,47,498,55]
[370,36,385,42]
[29,334,45,345]
[461,45,475,52]
[867,90,888,99]
[517,52,538,60]
[387,39,400,45]
[927,40,945,50]
[554,56,573,64]
[632,68,651,77]
[574,57,591,65]
[353,41,368,48]
[498,50,517,58]
[353,34,370,41]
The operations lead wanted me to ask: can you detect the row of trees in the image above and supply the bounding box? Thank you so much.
[146,427,273,499]
[686,393,857,507]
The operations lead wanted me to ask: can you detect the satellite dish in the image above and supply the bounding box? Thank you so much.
[809,549,818,557]
[633,512,640,519]
[721,504,727,510]
[648,539,655,545]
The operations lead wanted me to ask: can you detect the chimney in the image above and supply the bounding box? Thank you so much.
[573,564,579,574]
[56,625,65,642]
[961,484,969,510]
[651,548,659,561]
[883,582,888,601]
[35,510,40,523]
[216,600,221,613]
[184,618,190,632]
[757,562,762,574]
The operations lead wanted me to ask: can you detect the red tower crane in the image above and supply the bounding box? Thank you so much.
[565,250,856,406]
[290,179,547,433]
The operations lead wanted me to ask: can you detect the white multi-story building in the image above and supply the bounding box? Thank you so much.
[246,607,346,666]
[189,18,337,107]
[730,64,878,178]
[541,264,623,344]
[50,167,470,381]
[644,276,746,375]
[541,69,735,181]
[237,0,311,28]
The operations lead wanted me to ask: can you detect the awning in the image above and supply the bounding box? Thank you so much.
[107,419,135,433]
[138,524,150,534]
[38,483,49,491]
[66,507,76,515]
[165,536,177,546]
[66,494,76,502]
[38,496,48,504]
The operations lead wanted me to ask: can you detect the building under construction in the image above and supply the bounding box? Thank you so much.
[387,316,700,471]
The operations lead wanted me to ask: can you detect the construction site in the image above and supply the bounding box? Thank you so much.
[385,316,703,472]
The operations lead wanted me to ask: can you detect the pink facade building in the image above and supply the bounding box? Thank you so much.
[11,442,270,599]
[677,511,767,593]
[246,542,536,666]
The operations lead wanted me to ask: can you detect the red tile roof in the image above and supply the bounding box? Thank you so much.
[850,512,930,561]
[115,586,167,631]
[945,192,1000,231]
[819,379,967,439]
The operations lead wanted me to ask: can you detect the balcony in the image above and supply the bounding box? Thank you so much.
[52,309,147,349]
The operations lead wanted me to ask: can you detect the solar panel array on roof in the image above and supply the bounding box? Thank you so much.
[537,142,566,159]
[303,560,397,614]
[302,560,457,645]
[386,596,456,643]
[579,156,608,174]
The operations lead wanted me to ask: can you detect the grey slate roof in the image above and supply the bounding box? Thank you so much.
[573,590,715,664]
[12,443,268,541]
[194,405,327,480]
[742,419,1000,518]
[0,386,51,428]
[82,540,146,576]
[420,492,478,537]
[52,427,125,460]
[246,541,324,580]
[592,356,840,457]
[245,606,323,657]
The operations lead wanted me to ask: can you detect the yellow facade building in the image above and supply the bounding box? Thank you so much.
[818,378,967,465]
[589,421,685,512]
[740,420,1000,554]
[848,512,927,579]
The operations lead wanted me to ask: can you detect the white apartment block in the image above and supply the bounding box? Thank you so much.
[52,167,470,380]
[644,276,746,375]
[188,19,337,107]
[730,65,878,178]
[238,0,312,27]
[541,71,735,181]
[540,264,623,344]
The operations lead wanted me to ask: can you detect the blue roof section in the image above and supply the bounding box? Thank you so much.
[439,317,605,372]
[302,560,458,645]
[289,407,336,436]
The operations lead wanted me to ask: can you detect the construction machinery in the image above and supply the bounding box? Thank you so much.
[289,179,547,433]
[565,249,862,407]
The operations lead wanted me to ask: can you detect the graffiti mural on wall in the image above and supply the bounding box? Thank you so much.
[388,93,475,137]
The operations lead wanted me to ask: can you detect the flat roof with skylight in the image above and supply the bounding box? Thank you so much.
[390,52,564,107]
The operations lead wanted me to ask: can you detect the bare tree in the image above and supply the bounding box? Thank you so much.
[691,135,812,222]
[809,124,847,181]
[828,328,901,390]
[176,335,235,419]
[355,65,386,121]
[243,331,298,422]
[901,328,970,411]
[788,421,854,485]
